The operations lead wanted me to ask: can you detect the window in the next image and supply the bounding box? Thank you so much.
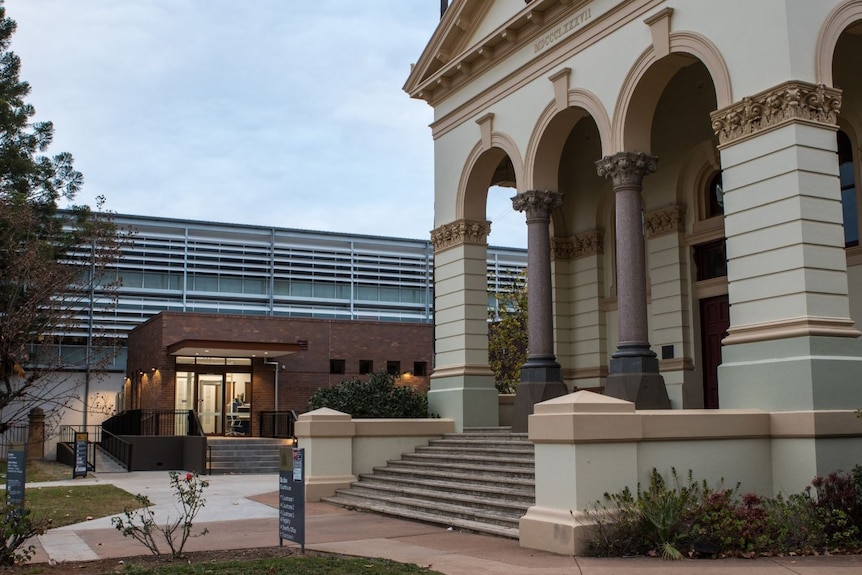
[329,359,345,374]
[386,361,400,376]
[359,359,373,375]
[705,172,724,219]
[838,130,858,247]
[413,361,427,377]
[693,240,727,281]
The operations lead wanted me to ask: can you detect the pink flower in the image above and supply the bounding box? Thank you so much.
[185,473,193,482]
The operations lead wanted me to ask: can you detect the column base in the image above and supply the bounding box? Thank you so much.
[513,358,569,432]
[604,371,670,409]
[719,335,862,411]
[427,371,499,432]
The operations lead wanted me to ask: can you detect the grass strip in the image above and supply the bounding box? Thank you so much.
[25,484,141,528]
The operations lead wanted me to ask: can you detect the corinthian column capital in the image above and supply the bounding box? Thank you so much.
[595,152,658,187]
[511,190,563,221]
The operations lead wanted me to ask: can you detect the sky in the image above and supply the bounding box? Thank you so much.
[5,0,527,249]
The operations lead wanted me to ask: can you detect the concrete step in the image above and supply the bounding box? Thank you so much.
[374,464,534,488]
[322,491,521,537]
[401,451,536,474]
[206,438,292,474]
[352,478,533,510]
[320,493,520,539]
[324,427,535,539]
[356,472,534,502]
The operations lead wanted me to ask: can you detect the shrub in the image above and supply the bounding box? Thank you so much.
[586,466,862,560]
[0,501,48,566]
[308,370,429,418]
[112,471,209,558]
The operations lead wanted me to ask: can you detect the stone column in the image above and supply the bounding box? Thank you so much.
[429,219,499,431]
[596,152,670,408]
[711,81,862,413]
[511,190,568,432]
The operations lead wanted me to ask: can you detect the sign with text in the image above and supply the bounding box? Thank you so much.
[6,444,26,507]
[278,447,305,552]
[73,432,88,478]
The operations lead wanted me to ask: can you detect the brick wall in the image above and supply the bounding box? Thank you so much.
[126,312,433,429]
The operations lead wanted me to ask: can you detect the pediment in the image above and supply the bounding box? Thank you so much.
[404,0,593,105]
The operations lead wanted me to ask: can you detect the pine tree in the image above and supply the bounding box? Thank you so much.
[0,1,121,435]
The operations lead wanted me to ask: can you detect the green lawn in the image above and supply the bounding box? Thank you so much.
[0,459,77,483]
[23,484,141,528]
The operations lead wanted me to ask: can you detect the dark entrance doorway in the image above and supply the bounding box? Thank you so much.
[699,295,729,409]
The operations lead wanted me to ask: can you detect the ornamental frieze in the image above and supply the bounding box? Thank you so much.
[711,81,842,146]
[430,219,491,251]
[645,205,685,238]
[553,230,604,260]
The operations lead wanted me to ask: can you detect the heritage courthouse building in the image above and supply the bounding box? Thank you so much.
[405,0,862,429]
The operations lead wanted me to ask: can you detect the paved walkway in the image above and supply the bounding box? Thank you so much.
[25,470,862,574]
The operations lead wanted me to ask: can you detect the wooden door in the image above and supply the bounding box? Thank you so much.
[700,295,729,409]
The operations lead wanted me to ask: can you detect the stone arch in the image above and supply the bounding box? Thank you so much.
[817,0,862,86]
[525,90,612,192]
[613,31,732,152]
[456,133,524,222]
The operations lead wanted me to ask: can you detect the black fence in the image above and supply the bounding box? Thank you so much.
[101,410,198,437]
[259,410,297,438]
[0,424,29,460]
[57,425,100,472]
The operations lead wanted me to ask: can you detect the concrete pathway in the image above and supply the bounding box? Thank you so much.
[26,470,862,575]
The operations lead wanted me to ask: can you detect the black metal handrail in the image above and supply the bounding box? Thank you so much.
[58,425,102,472]
[188,410,205,437]
[258,410,297,438]
[101,409,195,436]
[99,428,133,471]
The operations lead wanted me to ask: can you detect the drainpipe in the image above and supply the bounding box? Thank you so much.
[263,358,279,436]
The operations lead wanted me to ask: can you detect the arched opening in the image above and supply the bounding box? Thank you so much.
[832,18,862,330]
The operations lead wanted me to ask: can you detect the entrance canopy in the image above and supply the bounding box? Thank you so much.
[166,339,303,359]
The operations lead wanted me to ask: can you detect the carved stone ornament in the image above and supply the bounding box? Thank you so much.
[595,152,658,187]
[554,230,604,259]
[511,190,564,220]
[711,81,842,146]
[430,219,491,251]
[645,205,686,238]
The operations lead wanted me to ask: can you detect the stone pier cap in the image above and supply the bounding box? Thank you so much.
[529,390,862,443]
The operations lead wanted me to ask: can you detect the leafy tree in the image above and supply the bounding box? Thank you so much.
[0,1,121,437]
[488,270,527,394]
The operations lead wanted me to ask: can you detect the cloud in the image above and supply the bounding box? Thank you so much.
[5,0,523,248]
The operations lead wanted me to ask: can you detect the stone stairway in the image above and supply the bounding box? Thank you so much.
[206,437,293,474]
[322,427,534,539]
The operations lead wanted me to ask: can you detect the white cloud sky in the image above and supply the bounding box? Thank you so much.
[5,0,526,249]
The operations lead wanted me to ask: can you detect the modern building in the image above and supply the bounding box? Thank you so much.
[60,213,525,438]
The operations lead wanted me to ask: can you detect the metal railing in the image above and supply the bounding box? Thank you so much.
[0,424,29,460]
[99,428,132,471]
[101,409,195,436]
[57,425,102,472]
[258,410,297,438]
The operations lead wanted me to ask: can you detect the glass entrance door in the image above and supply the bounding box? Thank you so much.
[197,374,224,434]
